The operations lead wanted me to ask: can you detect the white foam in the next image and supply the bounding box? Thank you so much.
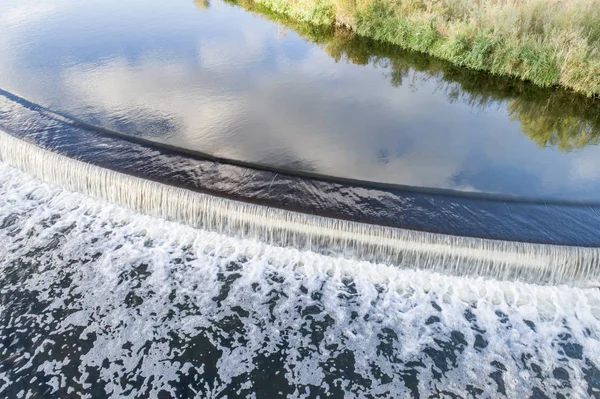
[0,162,599,397]
[0,129,599,286]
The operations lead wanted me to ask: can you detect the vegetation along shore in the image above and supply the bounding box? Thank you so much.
[228,0,600,151]
[234,0,600,96]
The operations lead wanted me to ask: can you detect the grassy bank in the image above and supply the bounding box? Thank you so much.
[228,0,600,151]
[242,0,600,97]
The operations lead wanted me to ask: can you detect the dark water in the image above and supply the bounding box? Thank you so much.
[1,164,599,398]
[2,0,600,202]
[4,90,600,248]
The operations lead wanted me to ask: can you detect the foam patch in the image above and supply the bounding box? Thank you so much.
[0,162,599,398]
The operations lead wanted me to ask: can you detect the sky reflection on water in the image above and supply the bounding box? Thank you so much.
[1,0,600,201]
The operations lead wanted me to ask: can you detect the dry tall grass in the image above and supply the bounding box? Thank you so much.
[251,0,600,96]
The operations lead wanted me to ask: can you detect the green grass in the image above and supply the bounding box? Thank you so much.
[227,0,600,151]
[240,0,600,97]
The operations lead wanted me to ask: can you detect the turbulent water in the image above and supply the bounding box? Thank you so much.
[1,129,599,287]
[1,162,599,398]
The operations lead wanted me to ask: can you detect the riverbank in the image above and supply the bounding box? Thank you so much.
[230,0,600,151]
[238,0,600,97]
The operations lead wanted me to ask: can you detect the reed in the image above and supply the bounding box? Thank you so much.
[230,0,600,151]
[245,0,600,96]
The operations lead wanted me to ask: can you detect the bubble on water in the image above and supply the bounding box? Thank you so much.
[0,163,599,397]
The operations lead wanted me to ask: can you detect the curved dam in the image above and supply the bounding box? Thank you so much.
[1,90,599,287]
[2,1,600,397]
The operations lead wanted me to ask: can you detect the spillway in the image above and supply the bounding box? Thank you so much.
[1,1,600,396]
[1,121,599,286]
[2,160,599,398]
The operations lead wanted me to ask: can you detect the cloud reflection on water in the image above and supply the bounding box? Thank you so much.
[1,0,600,201]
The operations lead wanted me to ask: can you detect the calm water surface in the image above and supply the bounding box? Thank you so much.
[2,0,600,201]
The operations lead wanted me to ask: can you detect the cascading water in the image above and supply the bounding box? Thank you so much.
[1,128,599,287]
[2,0,600,396]
[1,161,599,397]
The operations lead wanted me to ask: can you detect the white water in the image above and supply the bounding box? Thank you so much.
[0,130,599,286]
[0,162,600,397]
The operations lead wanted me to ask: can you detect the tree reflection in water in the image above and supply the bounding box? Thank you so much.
[229,0,600,153]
